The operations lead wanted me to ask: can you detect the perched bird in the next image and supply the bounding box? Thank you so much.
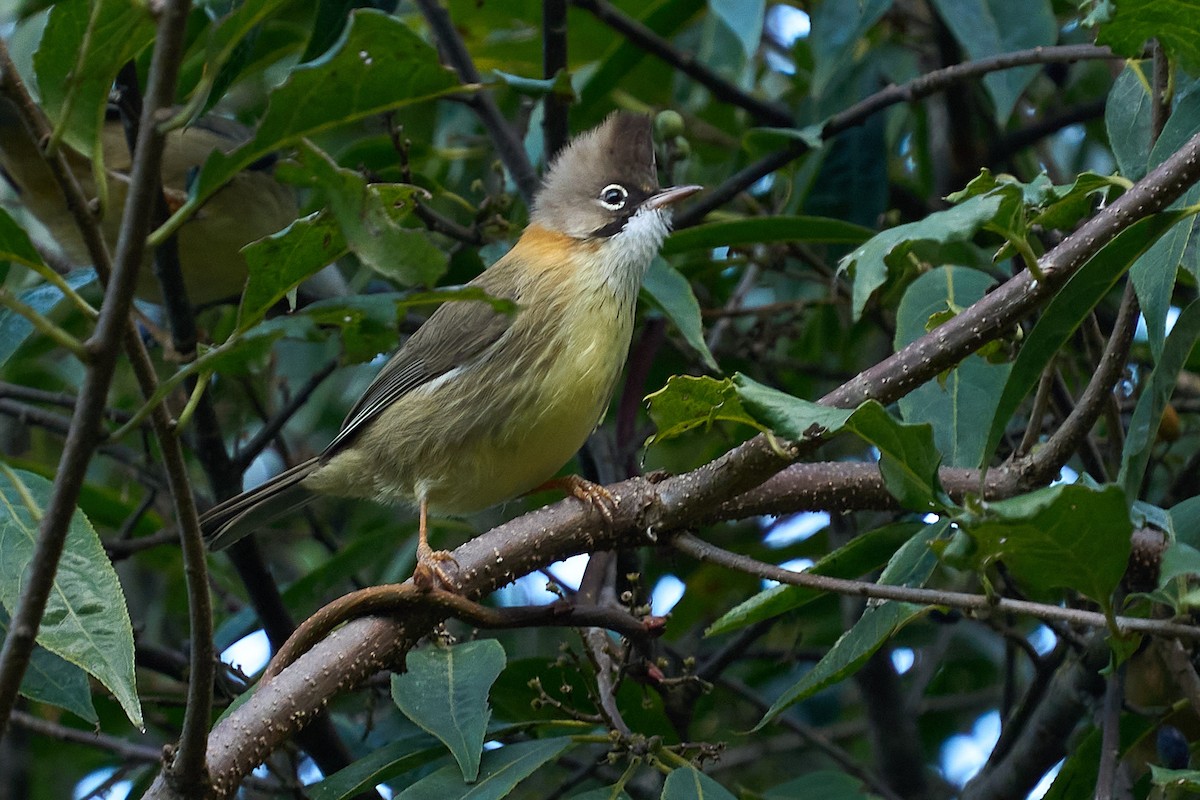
[199,112,701,584]
[0,99,345,304]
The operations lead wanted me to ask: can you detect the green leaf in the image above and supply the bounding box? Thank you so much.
[308,735,448,800]
[644,375,765,445]
[642,259,719,371]
[661,766,738,800]
[568,788,633,800]
[707,521,922,636]
[839,194,1004,321]
[0,608,97,724]
[33,0,155,154]
[1104,64,1154,182]
[0,206,53,267]
[395,736,572,799]
[391,639,507,782]
[295,143,446,287]
[1150,765,1200,791]
[661,215,874,256]
[895,266,1012,467]
[734,376,947,513]
[980,210,1193,468]
[763,771,876,799]
[187,0,292,117]
[0,466,141,729]
[175,9,461,240]
[239,212,349,329]
[1158,542,1200,588]
[810,0,892,99]
[958,484,1131,606]
[930,0,1056,122]
[756,521,947,727]
[1097,0,1200,75]
[709,0,764,61]
[0,269,96,369]
[1119,300,1200,498]
[1172,495,1200,550]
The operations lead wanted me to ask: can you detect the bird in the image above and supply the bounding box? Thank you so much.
[199,111,702,586]
[0,99,346,305]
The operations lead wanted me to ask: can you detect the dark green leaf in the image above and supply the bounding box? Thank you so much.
[980,211,1192,468]
[1150,765,1200,791]
[395,737,572,799]
[568,788,633,800]
[0,467,141,728]
[1097,1,1200,74]
[1172,495,1200,550]
[930,0,1056,122]
[645,375,765,445]
[642,259,718,371]
[1120,300,1200,497]
[239,212,349,329]
[706,521,922,636]
[958,484,1131,607]
[710,0,765,61]
[810,0,892,99]
[661,766,738,800]
[755,521,946,727]
[391,639,507,782]
[764,771,876,800]
[1104,63,1154,181]
[179,10,460,235]
[308,735,448,800]
[735,376,947,512]
[0,608,97,724]
[33,0,155,154]
[895,266,1012,467]
[839,194,1004,321]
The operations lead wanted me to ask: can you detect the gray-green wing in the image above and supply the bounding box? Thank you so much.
[322,291,515,458]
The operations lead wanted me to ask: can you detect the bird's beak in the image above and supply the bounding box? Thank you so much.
[646,184,703,210]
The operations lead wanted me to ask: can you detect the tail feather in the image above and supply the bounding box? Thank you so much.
[200,458,319,550]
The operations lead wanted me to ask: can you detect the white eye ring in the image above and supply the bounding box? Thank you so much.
[599,183,628,210]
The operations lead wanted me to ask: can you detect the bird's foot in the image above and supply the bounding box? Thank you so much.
[413,546,460,592]
[538,475,617,525]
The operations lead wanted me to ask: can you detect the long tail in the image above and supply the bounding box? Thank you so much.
[200,457,320,550]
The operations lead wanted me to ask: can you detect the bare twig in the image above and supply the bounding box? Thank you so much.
[542,0,570,159]
[10,710,161,763]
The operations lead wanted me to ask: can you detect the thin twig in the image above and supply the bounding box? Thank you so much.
[10,709,161,762]
[571,0,792,127]
[414,0,540,203]
[542,0,570,159]
[678,44,1121,227]
[231,358,338,471]
[673,533,1200,640]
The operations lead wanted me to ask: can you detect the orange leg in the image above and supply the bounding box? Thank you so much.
[533,475,617,524]
[412,498,459,591]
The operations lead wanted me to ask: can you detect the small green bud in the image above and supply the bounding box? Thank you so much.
[654,109,685,141]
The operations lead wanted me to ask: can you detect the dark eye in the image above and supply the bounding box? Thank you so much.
[599,183,628,210]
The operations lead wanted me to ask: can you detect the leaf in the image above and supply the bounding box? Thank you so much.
[644,375,765,445]
[763,771,876,800]
[1158,542,1200,588]
[395,736,572,800]
[809,0,893,99]
[1119,300,1200,498]
[709,0,765,61]
[1150,765,1200,791]
[1096,0,1200,75]
[958,484,1131,607]
[838,193,1004,321]
[980,210,1193,468]
[0,269,96,369]
[174,9,461,240]
[661,766,738,800]
[756,521,947,727]
[294,143,447,288]
[706,521,922,636]
[0,608,97,724]
[391,639,507,782]
[0,466,141,729]
[1104,63,1155,182]
[239,212,349,329]
[188,0,293,116]
[1172,495,1200,550]
[929,0,1056,122]
[895,266,1012,467]
[33,0,155,154]
[661,215,874,256]
[642,259,719,371]
[568,788,633,800]
[734,376,947,513]
[308,735,448,800]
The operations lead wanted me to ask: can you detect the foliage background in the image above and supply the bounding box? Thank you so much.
[1,0,1200,799]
